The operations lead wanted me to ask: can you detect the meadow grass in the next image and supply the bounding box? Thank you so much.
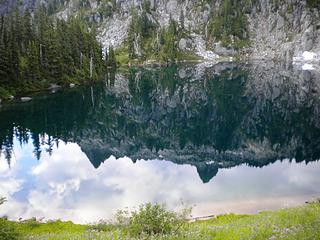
[1,202,320,240]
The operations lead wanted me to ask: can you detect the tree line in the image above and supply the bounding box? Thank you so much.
[0,6,116,99]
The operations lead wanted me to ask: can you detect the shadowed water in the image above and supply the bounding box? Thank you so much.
[0,62,320,223]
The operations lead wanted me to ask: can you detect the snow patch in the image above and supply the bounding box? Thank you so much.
[302,51,317,61]
[293,51,319,62]
[302,63,314,71]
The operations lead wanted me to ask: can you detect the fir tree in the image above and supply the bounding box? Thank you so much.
[0,5,105,96]
[107,46,116,68]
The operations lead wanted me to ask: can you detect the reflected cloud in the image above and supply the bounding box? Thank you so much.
[0,140,320,223]
[0,63,320,223]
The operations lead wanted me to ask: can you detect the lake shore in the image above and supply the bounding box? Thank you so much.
[0,59,236,104]
[1,202,320,240]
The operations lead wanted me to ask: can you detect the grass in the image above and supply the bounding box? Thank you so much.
[0,86,14,100]
[1,203,320,239]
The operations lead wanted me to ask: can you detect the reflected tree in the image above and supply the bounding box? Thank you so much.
[1,63,320,182]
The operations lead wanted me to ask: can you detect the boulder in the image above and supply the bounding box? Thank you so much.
[21,97,32,102]
[166,0,178,14]
[48,84,61,90]
[178,68,187,79]
[301,27,314,51]
[277,15,285,30]
[214,42,236,56]
[178,38,187,50]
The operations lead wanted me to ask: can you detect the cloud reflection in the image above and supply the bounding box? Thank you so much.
[0,140,320,224]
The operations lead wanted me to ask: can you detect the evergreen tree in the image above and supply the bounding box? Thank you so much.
[128,23,135,59]
[0,25,10,84]
[26,42,41,84]
[107,46,116,68]
[21,9,33,51]
[0,5,106,97]
[8,22,20,84]
[179,10,184,30]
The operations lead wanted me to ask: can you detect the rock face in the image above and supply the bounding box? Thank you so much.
[248,0,320,62]
[1,0,320,62]
[97,0,320,61]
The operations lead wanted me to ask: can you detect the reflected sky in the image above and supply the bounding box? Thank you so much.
[1,137,320,224]
[1,63,320,223]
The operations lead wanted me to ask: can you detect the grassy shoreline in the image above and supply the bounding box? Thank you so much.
[1,202,320,240]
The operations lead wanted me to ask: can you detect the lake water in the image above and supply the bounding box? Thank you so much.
[0,62,320,224]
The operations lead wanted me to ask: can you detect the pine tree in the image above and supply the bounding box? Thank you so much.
[0,6,105,94]
[179,10,184,30]
[0,24,10,84]
[27,42,41,84]
[8,23,20,85]
[46,29,63,82]
[107,46,116,68]
[22,9,33,52]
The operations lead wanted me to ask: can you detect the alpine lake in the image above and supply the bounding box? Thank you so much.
[1,61,320,224]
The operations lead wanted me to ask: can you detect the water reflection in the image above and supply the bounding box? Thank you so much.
[1,139,320,223]
[0,62,320,222]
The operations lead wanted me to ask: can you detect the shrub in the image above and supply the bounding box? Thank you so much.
[0,219,22,240]
[116,203,190,237]
[87,220,115,232]
[0,197,6,205]
[307,0,320,8]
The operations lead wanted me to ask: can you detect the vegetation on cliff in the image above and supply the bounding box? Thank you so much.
[207,0,250,49]
[124,0,198,63]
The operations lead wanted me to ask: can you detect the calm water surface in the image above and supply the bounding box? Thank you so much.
[0,62,320,223]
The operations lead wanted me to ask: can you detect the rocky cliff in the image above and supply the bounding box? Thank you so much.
[1,0,320,63]
[75,0,320,64]
[248,0,320,63]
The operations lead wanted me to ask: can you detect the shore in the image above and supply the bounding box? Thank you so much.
[1,202,320,240]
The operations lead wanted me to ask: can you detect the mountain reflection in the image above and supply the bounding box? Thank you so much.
[0,62,320,183]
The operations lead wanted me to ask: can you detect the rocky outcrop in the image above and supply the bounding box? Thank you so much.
[0,0,319,62]
[99,0,320,62]
[248,0,320,62]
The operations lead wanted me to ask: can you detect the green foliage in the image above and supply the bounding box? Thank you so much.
[307,0,320,8]
[0,197,6,205]
[207,0,249,48]
[87,221,116,232]
[0,219,21,240]
[127,8,186,62]
[0,87,12,99]
[158,17,179,62]
[114,203,190,237]
[190,203,320,240]
[18,219,86,235]
[106,46,117,67]
[127,5,156,59]
[0,203,320,239]
[0,6,107,97]
[98,0,116,18]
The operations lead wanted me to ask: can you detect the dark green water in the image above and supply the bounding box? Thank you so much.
[0,62,320,223]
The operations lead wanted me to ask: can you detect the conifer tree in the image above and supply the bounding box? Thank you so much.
[0,5,106,96]
[107,46,116,68]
